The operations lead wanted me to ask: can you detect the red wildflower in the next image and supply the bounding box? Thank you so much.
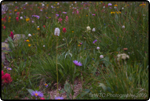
[63,28,66,33]
[43,25,45,28]
[9,31,14,39]
[2,73,12,84]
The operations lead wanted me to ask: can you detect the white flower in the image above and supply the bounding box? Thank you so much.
[37,26,39,28]
[42,3,45,6]
[100,55,104,59]
[20,16,23,19]
[32,20,34,23]
[54,27,60,36]
[57,3,59,5]
[92,28,96,32]
[28,33,32,37]
[25,2,28,5]
[122,7,124,9]
[114,6,117,9]
[103,6,105,8]
[97,47,100,50]
[117,53,129,61]
[122,25,125,28]
[86,26,91,32]
[43,45,45,47]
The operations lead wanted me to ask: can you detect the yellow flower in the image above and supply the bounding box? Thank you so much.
[28,44,31,47]
[8,20,11,22]
[9,17,11,19]
[26,39,29,42]
[116,11,121,14]
[72,31,74,33]
[14,9,17,12]
[26,18,30,22]
[37,28,40,30]
[33,33,35,35]
[46,12,47,14]
[114,4,118,6]
[78,44,81,47]
[139,3,146,6]
[111,12,115,14]
[54,4,56,6]
[49,17,51,19]
[86,15,88,17]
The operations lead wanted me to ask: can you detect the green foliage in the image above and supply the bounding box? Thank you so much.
[1,1,148,100]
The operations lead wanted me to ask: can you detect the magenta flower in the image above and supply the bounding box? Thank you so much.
[55,96,64,100]
[73,60,82,66]
[9,31,14,39]
[93,39,97,44]
[31,91,43,98]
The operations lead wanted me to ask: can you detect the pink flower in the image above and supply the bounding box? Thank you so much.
[65,16,68,22]
[3,26,6,30]
[58,17,62,23]
[63,28,66,33]
[76,10,79,14]
[43,25,45,28]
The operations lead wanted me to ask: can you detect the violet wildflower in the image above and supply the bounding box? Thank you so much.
[108,3,112,6]
[44,83,48,87]
[73,60,82,66]
[7,67,12,71]
[93,39,97,44]
[31,91,44,98]
[62,12,67,14]
[55,96,64,100]
[56,14,59,17]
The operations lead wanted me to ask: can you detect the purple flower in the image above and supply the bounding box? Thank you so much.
[32,15,40,19]
[56,14,59,17]
[55,97,64,100]
[44,83,48,87]
[108,3,112,6]
[92,14,95,16]
[73,60,82,66]
[93,40,97,44]
[31,91,43,97]
[7,67,12,70]
[62,12,67,14]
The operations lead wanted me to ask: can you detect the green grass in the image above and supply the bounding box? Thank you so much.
[1,1,148,100]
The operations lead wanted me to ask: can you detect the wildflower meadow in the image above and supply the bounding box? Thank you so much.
[1,1,149,100]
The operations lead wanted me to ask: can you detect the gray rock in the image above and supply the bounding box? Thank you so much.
[2,52,5,63]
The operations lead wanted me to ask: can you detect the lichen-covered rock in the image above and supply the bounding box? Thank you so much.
[2,42,10,54]
[13,34,26,47]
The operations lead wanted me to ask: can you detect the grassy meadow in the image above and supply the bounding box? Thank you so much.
[1,1,149,100]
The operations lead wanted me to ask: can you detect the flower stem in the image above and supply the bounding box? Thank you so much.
[56,36,58,96]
